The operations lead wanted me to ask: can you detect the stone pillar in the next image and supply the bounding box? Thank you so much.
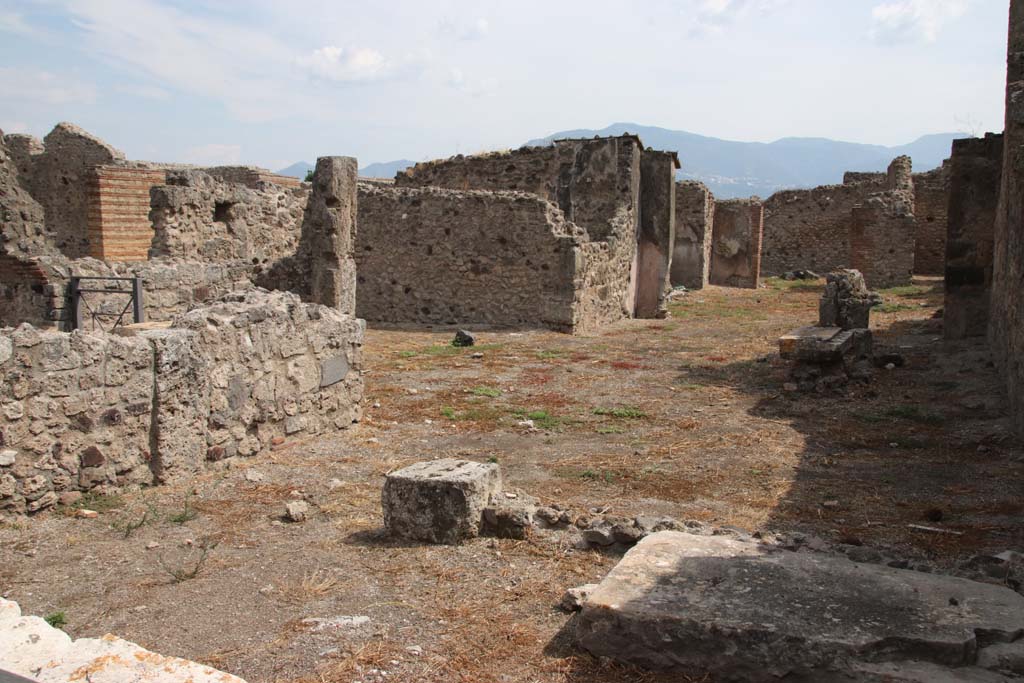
[849,199,916,289]
[944,134,1003,340]
[709,199,764,289]
[989,0,1024,437]
[671,181,714,290]
[302,156,358,314]
[635,150,677,317]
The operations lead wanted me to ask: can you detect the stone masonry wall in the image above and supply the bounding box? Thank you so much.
[149,169,308,265]
[0,289,363,514]
[355,183,584,331]
[87,166,167,262]
[945,134,1003,340]
[26,123,126,258]
[671,181,714,290]
[912,165,951,275]
[989,0,1024,437]
[849,156,917,289]
[761,183,870,276]
[710,199,764,289]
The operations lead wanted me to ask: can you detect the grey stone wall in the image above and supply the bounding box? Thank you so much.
[912,165,951,276]
[0,289,363,513]
[149,170,308,264]
[989,0,1024,437]
[710,199,764,289]
[355,183,583,331]
[945,134,1003,340]
[671,181,714,289]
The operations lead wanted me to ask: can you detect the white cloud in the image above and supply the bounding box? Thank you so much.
[686,0,789,36]
[183,143,242,166]
[446,68,498,97]
[869,0,970,44]
[295,46,393,83]
[0,10,35,37]
[437,17,490,41]
[115,83,171,101]
[0,67,97,105]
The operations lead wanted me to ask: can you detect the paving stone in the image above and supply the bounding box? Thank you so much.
[382,459,501,544]
[0,598,244,682]
[576,532,1024,679]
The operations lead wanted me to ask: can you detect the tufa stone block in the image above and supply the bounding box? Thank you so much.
[382,459,502,544]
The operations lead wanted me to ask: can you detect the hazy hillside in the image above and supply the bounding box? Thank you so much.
[525,124,963,199]
[277,160,415,179]
[279,124,964,198]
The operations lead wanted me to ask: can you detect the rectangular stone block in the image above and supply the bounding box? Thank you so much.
[382,459,502,544]
[577,532,1024,678]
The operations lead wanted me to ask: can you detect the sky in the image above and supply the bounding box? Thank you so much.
[0,0,1010,171]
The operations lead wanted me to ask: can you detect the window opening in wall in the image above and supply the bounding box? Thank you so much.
[214,201,234,222]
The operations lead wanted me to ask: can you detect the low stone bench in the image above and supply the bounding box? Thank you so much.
[382,459,502,544]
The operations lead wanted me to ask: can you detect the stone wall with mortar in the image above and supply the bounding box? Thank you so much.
[356,183,586,331]
[0,289,363,514]
[710,199,764,288]
[761,182,873,276]
[912,165,951,276]
[149,169,308,264]
[849,197,917,289]
[990,0,1024,437]
[945,134,1004,340]
[671,181,715,289]
[22,123,126,258]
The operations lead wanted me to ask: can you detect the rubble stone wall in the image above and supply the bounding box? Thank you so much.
[761,183,869,276]
[87,166,167,262]
[710,199,764,289]
[849,200,916,289]
[912,166,951,275]
[945,134,1003,339]
[204,166,304,189]
[24,123,126,258]
[149,170,308,265]
[0,290,363,514]
[670,181,715,290]
[355,184,583,331]
[395,136,643,244]
[990,0,1024,437]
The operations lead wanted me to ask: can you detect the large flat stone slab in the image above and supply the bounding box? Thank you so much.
[0,598,245,682]
[779,325,854,363]
[382,459,502,544]
[576,532,1024,680]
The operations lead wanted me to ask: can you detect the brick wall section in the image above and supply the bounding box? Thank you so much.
[912,165,951,275]
[989,0,1024,437]
[945,134,1004,339]
[87,166,167,262]
[671,181,715,289]
[710,199,764,288]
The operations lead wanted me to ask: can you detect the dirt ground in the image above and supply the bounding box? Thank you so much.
[2,277,1022,683]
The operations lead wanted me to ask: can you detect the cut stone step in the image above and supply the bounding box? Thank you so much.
[779,325,855,363]
[576,532,1024,680]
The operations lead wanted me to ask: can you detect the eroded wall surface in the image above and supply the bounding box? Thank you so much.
[990,0,1024,437]
[945,134,1004,340]
[710,199,764,289]
[849,157,917,289]
[0,290,363,513]
[912,166,951,276]
[356,184,582,331]
[671,181,714,290]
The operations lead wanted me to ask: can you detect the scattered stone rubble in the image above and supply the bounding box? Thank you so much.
[0,597,246,682]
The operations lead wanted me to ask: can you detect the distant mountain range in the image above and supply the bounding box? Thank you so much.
[276,160,415,180]
[278,123,966,199]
